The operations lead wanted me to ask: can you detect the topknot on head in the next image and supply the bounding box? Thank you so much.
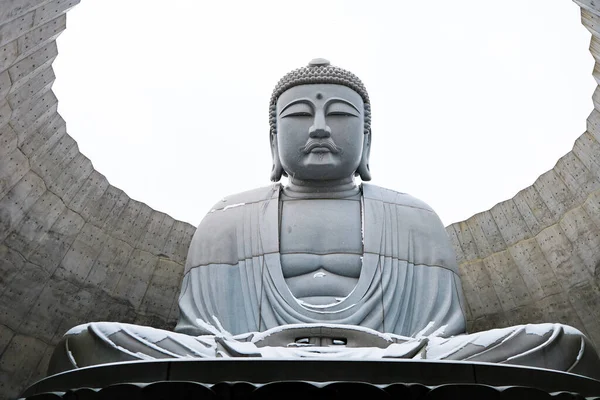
[307,58,331,67]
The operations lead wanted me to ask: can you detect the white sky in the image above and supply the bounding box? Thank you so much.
[52,0,595,227]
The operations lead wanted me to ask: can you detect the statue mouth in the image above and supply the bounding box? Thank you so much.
[301,139,342,154]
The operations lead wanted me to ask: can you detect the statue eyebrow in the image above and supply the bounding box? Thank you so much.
[278,98,314,116]
[324,97,361,114]
[279,97,361,115]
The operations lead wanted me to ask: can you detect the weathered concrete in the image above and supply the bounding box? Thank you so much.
[446,0,600,353]
[0,2,195,398]
[0,0,600,399]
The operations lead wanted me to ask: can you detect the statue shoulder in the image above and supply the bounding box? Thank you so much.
[186,184,280,270]
[362,183,435,213]
[207,184,280,213]
[361,183,457,275]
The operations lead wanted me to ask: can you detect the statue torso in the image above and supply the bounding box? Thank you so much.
[279,193,363,306]
[178,183,467,338]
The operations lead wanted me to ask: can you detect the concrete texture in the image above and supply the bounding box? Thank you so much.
[0,0,599,399]
[0,2,195,398]
[446,0,600,355]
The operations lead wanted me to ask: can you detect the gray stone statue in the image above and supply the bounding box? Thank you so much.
[48,59,600,379]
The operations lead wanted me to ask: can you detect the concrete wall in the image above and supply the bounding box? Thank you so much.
[0,2,196,398]
[446,0,600,355]
[0,0,599,399]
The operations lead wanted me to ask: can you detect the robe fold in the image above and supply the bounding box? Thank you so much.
[175,183,468,338]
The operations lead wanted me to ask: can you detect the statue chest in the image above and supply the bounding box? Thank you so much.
[279,198,363,305]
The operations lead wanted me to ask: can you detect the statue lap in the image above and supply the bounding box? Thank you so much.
[50,321,599,380]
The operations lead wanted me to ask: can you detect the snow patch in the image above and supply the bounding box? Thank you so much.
[292,296,357,313]
[429,324,448,338]
[121,325,181,358]
[359,192,365,248]
[211,316,230,337]
[195,318,224,336]
[66,347,78,368]
[94,322,126,337]
[562,325,584,336]
[524,323,555,337]
[576,337,585,363]
[255,340,424,359]
[296,299,342,308]
[219,338,260,355]
[125,325,169,343]
[211,203,246,213]
[382,341,426,358]
[134,352,156,360]
[414,321,435,338]
[65,323,90,335]
[223,203,245,211]
[471,326,517,347]
[506,325,560,361]
[249,323,406,344]
[195,336,218,348]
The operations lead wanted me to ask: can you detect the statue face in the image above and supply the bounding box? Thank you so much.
[276,84,365,181]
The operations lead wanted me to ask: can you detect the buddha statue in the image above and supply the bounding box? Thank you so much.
[47,59,600,380]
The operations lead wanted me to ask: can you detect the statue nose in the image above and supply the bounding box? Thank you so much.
[309,113,331,138]
[309,126,331,138]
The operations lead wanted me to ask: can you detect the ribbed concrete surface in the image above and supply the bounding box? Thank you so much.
[446,0,600,361]
[0,1,599,399]
[0,2,195,398]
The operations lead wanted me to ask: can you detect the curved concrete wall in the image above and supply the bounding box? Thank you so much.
[0,2,195,398]
[446,0,600,355]
[0,0,599,399]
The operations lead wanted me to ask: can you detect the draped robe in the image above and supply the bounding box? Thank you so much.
[175,183,467,338]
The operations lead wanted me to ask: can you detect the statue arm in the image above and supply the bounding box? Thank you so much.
[175,199,241,336]
[175,185,279,336]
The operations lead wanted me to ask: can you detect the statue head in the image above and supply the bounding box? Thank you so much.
[269,59,372,182]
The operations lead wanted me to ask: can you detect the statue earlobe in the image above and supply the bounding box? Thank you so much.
[356,132,372,181]
[270,133,284,182]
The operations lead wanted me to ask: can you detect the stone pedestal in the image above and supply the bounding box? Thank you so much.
[20,359,600,399]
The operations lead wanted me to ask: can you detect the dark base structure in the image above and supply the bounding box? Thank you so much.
[19,359,600,399]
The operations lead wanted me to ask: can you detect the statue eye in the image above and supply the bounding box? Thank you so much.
[327,102,359,117]
[286,111,312,117]
[280,103,313,118]
[327,111,355,117]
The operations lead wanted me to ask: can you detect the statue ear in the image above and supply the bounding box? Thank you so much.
[356,132,372,181]
[270,133,284,182]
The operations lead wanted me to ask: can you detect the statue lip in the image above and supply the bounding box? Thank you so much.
[301,140,342,154]
[310,147,332,153]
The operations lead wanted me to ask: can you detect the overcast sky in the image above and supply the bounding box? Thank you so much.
[52,0,594,227]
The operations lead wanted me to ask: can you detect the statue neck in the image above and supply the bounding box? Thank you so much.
[283,176,360,199]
